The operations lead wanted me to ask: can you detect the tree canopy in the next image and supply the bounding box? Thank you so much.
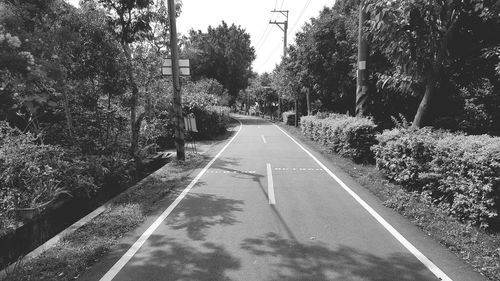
[184,21,256,104]
[267,0,500,135]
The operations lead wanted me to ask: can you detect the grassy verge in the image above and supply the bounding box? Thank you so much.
[1,153,207,281]
[278,123,500,281]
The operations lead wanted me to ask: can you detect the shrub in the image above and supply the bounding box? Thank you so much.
[301,114,377,163]
[373,126,500,227]
[431,134,500,227]
[0,122,96,226]
[372,127,450,188]
[190,106,230,139]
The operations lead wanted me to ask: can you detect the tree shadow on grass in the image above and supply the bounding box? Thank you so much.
[119,237,240,281]
[166,193,244,241]
[241,232,437,281]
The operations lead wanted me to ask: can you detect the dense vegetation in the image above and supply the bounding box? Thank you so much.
[0,0,249,231]
[248,0,500,135]
[301,113,500,228]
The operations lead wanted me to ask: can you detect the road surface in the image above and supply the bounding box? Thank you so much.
[80,115,486,281]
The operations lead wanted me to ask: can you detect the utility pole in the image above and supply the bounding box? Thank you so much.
[167,0,185,160]
[356,1,369,117]
[270,10,288,123]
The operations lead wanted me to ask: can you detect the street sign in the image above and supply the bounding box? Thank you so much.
[162,67,190,76]
[184,116,197,132]
[162,58,190,76]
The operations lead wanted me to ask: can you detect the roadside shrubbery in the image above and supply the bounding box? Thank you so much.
[301,114,377,163]
[372,126,500,228]
[300,114,500,228]
[0,122,135,230]
[189,106,230,139]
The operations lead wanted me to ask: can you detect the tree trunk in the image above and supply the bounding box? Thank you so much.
[294,99,298,127]
[412,72,435,128]
[306,91,311,115]
[122,43,140,158]
[57,79,74,143]
[278,96,281,121]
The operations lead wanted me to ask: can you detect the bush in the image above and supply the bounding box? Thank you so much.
[190,106,230,139]
[0,122,96,226]
[373,126,500,227]
[301,114,377,163]
[372,127,451,188]
[431,135,500,227]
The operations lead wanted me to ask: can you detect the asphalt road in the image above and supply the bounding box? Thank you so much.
[80,115,487,281]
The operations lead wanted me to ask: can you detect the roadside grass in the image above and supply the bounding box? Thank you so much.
[1,153,207,281]
[278,123,500,281]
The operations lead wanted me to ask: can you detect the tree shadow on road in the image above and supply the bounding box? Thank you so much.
[119,237,240,281]
[165,193,244,241]
[240,232,436,281]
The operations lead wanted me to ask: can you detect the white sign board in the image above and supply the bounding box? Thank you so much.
[163,59,190,67]
[184,116,197,132]
[162,67,190,76]
[162,58,190,76]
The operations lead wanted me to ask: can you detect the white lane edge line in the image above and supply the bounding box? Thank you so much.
[273,124,453,281]
[266,163,276,205]
[261,135,267,144]
[99,119,243,281]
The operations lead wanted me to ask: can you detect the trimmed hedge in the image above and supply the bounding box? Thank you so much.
[190,106,230,139]
[372,127,500,228]
[300,114,377,163]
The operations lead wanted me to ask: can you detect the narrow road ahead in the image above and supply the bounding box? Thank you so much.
[81,115,486,281]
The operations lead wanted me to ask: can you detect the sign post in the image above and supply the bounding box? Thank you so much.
[166,0,188,160]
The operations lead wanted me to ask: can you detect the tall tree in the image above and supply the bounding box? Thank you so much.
[185,21,256,104]
[90,0,165,158]
[365,0,500,127]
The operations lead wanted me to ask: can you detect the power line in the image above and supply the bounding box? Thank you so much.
[279,0,285,10]
[253,0,279,56]
[256,42,281,73]
[288,0,312,35]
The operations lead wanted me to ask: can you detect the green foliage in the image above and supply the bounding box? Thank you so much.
[185,21,256,103]
[191,106,230,139]
[301,114,377,163]
[373,126,500,227]
[287,6,357,111]
[269,0,500,133]
[182,79,228,110]
[0,122,94,220]
[372,127,450,187]
[457,79,500,135]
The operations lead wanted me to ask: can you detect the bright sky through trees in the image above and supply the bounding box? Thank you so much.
[66,0,335,74]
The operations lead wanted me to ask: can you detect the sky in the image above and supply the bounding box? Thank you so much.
[67,0,336,74]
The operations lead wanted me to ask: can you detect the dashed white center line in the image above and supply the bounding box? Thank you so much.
[261,135,267,143]
[266,163,276,205]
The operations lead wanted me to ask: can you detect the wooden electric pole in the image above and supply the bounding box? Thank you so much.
[167,0,185,160]
[270,10,288,123]
[356,1,369,117]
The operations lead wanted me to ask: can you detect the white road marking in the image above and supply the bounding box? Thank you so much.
[99,120,243,281]
[261,135,267,143]
[266,163,276,205]
[273,124,453,281]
